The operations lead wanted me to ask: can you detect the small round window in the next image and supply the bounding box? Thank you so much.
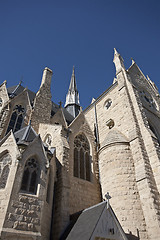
[104,99,112,110]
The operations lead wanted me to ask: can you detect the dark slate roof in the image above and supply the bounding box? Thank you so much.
[14,125,56,158]
[51,102,74,125]
[8,84,74,125]
[62,201,128,240]
[65,202,106,240]
[7,84,36,105]
[63,108,74,124]
[14,125,38,144]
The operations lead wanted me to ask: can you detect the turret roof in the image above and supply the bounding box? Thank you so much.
[64,66,80,108]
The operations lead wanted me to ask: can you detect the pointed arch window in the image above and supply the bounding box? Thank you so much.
[6,105,25,134]
[21,158,39,194]
[74,134,91,181]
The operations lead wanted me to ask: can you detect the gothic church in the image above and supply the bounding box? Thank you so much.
[0,49,160,240]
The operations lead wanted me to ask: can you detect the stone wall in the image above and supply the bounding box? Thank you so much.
[84,76,150,239]
[39,114,101,239]
[0,133,56,240]
[31,68,52,133]
[99,142,147,239]
[0,132,20,236]
[68,114,101,215]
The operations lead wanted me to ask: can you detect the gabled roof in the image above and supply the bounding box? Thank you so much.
[51,102,74,125]
[63,108,75,124]
[63,201,128,240]
[7,84,36,105]
[14,124,38,144]
[7,84,74,125]
[14,125,55,158]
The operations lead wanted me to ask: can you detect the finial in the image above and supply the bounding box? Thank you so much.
[10,79,23,98]
[91,98,96,104]
[131,57,135,65]
[20,76,23,85]
[105,192,111,208]
[59,101,62,108]
[114,48,119,55]
[113,48,125,74]
[72,65,75,75]
[147,75,151,81]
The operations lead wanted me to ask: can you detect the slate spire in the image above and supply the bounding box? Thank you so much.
[64,66,80,118]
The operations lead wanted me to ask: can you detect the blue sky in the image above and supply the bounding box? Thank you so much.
[0,0,160,109]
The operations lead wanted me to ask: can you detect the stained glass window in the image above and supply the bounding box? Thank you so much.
[74,134,91,181]
[21,158,39,194]
[6,105,24,134]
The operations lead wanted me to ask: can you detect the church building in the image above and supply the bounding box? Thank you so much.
[0,49,160,240]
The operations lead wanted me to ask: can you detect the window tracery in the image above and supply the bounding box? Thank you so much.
[6,105,25,134]
[74,134,91,181]
[21,158,39,194]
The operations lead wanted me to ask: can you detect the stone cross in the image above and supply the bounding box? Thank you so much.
[105,192,111,209]
[59,101,62,108]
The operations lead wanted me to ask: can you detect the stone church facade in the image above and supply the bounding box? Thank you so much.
[0,49,160,240]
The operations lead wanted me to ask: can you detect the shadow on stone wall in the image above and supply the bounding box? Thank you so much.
[126,230,140,240]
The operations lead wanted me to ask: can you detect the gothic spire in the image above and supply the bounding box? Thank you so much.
[68,66,77,91]
[64,66,80,118]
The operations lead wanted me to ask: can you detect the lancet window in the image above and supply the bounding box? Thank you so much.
[0,152,11,189]
[21,158,39,194]
[6,104,25,134]
[74,133,91,181]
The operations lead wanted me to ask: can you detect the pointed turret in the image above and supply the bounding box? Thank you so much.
[64,66,80,118]
[113,48,125,75]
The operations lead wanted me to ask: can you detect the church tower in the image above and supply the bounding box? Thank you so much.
[64,66,81,118]
[84,49,160,240]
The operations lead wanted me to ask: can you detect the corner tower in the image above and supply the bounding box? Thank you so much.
[64,66,81,118]
[84,49,160,240]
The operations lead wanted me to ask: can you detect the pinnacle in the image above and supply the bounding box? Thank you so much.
[72,65,75,75]
[69,66,77,91]
[114,48,119,55]
[131,58,135,65]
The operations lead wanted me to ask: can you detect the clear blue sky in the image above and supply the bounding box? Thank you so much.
[0,0,160,109]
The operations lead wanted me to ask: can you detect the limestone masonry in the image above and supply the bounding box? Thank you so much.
[0,49,160,240]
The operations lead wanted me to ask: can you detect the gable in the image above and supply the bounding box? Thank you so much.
[66,202,127,240]
[127,63,158,98]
